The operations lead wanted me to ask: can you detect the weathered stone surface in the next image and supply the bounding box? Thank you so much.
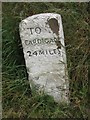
[19,13,69,103]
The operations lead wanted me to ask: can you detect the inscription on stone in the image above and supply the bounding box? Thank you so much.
[19,13,69,103]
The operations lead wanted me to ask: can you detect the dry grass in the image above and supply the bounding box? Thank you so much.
[2,2,89,119]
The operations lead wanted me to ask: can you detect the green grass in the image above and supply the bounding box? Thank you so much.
[2,2,89,118]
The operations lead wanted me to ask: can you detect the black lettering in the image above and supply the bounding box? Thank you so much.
[39,50,44,55]
[33,51,38,56]
[25,40,30,45]
[27,51,32,56]
[41,38,45,44]
[49,50,53,55]
[45,38,51,44]
[27,28,34,34]
[53,49,57,54]
[35,27,41,34]
[33,39,36,44]
[29,41,33,45]
[50,38,56,43]
[45,50,48,54]
[37,39,41,44]
[54,37,58,42]
[58,49,61,55]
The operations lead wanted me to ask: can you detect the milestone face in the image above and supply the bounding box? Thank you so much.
[19,13,69,103]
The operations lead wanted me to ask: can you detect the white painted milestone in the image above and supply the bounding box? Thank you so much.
[19,13,69,103]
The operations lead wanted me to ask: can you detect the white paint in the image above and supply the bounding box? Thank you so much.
[19,13,69,103]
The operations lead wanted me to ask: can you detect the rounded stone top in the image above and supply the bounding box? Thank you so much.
[22,13,61,21]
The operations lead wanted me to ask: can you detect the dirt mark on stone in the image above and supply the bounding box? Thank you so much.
[48,18,61,49]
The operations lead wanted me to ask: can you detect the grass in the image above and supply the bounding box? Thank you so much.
[2,2,89,119]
